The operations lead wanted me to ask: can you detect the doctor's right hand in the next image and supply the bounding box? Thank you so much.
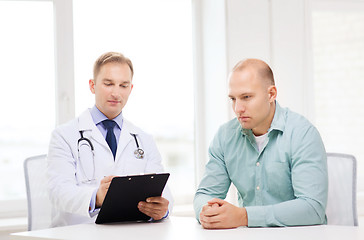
[96,176,115,208]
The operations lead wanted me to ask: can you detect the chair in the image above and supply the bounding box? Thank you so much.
[326,152,358,226]
[24,154,52,230]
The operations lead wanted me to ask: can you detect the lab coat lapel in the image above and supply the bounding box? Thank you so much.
[115,120,134,161]
[78,110,109,149]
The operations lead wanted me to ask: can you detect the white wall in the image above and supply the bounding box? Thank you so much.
[54,0,75,125]
[192,0,230,183]
[226,0,312,117]
[195,0,313,181]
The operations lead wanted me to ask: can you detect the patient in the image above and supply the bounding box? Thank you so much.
[194,58,328,228]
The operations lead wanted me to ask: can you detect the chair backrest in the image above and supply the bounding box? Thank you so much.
[326,152,358,226]
[24,154,52,231]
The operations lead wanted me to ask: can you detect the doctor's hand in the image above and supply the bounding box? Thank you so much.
[96,176,116,208]
[138,196,169,220]
[199,198,248,229]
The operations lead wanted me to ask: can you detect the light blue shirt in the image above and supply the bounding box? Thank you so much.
[194,102,328,227]
[90,105,124,145]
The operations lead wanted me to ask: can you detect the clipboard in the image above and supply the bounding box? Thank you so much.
[95,173,170,224]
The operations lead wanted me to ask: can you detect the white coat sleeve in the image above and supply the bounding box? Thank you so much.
[143,134,174,214]
[47,126,96,218]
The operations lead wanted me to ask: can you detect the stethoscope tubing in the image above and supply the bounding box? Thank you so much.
[77,130,145,183]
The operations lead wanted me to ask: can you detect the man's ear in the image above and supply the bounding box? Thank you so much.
[268,85,277,102]
[89,79,95,94]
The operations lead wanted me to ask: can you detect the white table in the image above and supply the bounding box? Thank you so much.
[10,216,364,240]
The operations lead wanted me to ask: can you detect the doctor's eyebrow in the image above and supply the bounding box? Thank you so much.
[102,79,131,84]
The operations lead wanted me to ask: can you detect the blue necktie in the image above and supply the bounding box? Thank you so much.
[102,120,117,159]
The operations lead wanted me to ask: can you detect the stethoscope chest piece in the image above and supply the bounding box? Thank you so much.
[134,148,144,159]
[131,133,145,159]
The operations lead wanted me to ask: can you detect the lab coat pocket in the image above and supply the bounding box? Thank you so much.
[124,157,148,175]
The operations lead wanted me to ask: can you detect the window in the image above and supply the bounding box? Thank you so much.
[311,4,364,193]
[0,1,55,203]
[73,0,194,207]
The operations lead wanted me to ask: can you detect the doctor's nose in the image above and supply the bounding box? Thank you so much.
[110,86,121,98]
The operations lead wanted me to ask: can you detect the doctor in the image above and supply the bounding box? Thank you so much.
[47,51,173,227]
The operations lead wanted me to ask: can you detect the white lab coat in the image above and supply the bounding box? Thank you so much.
[47,109,173,227]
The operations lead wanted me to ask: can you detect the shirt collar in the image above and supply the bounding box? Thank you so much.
[268,101,285,133]
[90,105,123,130]
[241,101,285,136]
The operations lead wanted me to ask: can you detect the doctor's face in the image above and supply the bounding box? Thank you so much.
[89,62,133,119]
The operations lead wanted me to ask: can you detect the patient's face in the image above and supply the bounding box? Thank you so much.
[228,69,276,136]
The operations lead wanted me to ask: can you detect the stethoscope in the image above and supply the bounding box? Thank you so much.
[131,133,145,159]
[77,130,145,183]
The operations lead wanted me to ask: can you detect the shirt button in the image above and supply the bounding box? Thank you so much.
[256,186,260,190]
[256,162,260,166]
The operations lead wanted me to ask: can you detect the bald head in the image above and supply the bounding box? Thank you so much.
[228,58,277,135]
[231,59,275,86]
